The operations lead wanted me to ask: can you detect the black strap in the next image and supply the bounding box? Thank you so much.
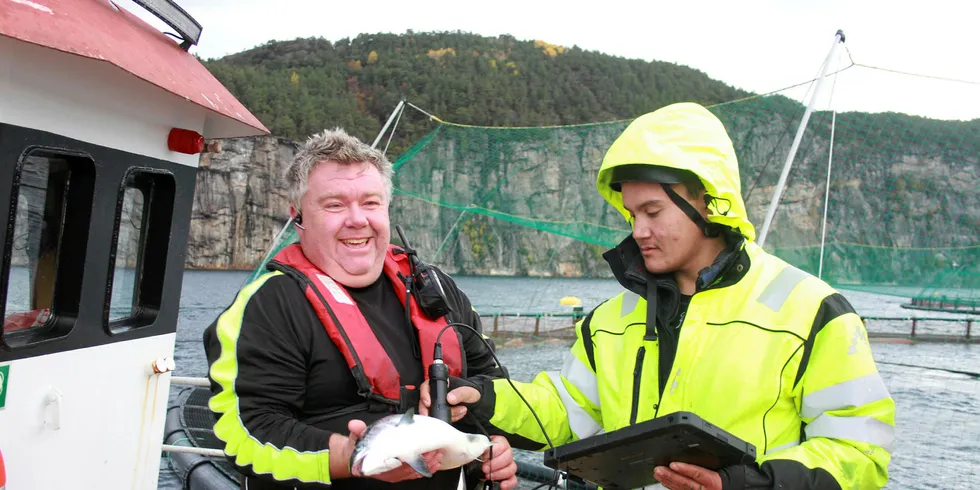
[269,260,400,406]
[644,278,659,342]
[398,385,420,413]
[662,183,722,238]
[580,309,598,372]
[647,274,679,399]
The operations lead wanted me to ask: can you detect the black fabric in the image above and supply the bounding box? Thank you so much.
[601,229,748,299]
[720,459,842,490]
[794,293,856,388]
[203,266,503,490]
[578,305,602,372]
[607,163,700,189]
[695,230,748,291]
[347,274,424,388]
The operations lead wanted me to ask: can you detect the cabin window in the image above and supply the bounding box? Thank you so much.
[3,149,95,346]
[106,169,176,334]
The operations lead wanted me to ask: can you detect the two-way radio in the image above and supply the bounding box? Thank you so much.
[394,225,453,424]
[395,225,453,320]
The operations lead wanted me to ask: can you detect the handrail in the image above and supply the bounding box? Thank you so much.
[170,376,211,387]
[161,444,225,458]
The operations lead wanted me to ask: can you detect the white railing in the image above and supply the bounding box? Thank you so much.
[161,444,225,457]
[170,376,210,387]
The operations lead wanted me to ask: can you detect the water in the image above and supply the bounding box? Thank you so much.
[158,270,980,489]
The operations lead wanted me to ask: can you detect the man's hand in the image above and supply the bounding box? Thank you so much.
[654,462,722,490]
[480,436,519,490]
[328,419,443,482]
[419,378,482,422]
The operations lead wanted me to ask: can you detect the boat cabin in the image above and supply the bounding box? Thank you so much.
[0,1,267,487]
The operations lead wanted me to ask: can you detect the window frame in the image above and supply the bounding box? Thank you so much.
[105,167,177,334]
[1,146,96,349]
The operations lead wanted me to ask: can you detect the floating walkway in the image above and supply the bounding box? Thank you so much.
[478,313,978,344]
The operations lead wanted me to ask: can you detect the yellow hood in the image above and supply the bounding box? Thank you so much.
[596,102,755,241]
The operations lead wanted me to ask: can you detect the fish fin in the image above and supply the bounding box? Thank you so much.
[472,438,500,462]
[398,407,416,425]
[403,454,433,478]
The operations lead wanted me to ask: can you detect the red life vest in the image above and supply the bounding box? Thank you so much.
[270,243,463,406]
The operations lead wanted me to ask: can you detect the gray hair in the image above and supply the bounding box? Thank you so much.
[284,127,394,212]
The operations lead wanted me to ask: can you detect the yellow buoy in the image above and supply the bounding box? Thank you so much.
[559,296,582,307]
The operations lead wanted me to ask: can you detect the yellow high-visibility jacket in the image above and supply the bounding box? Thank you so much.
[470,103,895,489]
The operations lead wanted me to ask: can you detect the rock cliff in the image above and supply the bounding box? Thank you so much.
[182,113,978,287]
[187,136,298,269]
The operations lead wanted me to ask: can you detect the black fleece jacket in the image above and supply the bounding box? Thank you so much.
[203,266,505,490]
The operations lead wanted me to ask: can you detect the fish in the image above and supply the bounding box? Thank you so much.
[350,408,494,478]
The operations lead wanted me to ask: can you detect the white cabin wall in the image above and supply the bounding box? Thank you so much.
[0,36,210,168]
[0,334,177,489]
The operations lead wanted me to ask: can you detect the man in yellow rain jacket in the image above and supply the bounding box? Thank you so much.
[421,102,895,489]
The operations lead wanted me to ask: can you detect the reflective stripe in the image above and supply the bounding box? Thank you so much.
[805,414,895,452]
[545,371,602,440]
[621,291,640,317]
[560,354,600,407]
[766,440,800,454]
[209,272,333,484]
[757,265,809,312]
[801,372,891,419]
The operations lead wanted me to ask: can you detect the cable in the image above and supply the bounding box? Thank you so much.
[435,321,556,450]
[877,360,979,379]
[433,321,567,489]
[853,63,980,86]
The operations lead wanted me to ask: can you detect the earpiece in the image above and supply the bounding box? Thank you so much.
[294,213,305,230]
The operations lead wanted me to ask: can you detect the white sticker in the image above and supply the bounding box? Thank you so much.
[317,274,354,305]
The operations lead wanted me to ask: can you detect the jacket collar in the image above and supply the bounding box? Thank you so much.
[602,228,750,298]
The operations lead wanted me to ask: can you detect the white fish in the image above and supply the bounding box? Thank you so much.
[350,408,494,478]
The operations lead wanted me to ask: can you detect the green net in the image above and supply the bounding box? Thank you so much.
[906,266,980,313]
[248,63,979,310]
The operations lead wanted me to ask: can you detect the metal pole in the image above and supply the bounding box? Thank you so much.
[757,30,846,247]
[432,206,472,261]
[170,376,211,387]
[372,100,406,149]
[818,108,837,279]
[161,444,226,458]
[818,46,844,279]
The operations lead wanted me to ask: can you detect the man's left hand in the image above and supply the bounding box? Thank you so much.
[654,462,722,490]
[480,436,518,490]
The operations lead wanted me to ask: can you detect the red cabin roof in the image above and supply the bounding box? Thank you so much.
[0,0,269,137]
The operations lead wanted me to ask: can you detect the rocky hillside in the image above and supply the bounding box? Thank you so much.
[186,107,979,288]
[180,32,978,285]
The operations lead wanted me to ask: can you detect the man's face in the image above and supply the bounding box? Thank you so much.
[621,181,705,275]
[296,160,390,288]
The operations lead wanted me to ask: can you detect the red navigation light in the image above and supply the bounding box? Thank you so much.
[167,128,205,154]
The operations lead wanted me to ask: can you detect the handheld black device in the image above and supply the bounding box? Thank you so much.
[394,226,453,424]
[428,349,451,424]
[543,411,757,489]
[394,225,453,320]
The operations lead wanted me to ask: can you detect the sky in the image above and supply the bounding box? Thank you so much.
[119,0,980,121]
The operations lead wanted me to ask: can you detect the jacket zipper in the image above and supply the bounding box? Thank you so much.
[629,346,646,425]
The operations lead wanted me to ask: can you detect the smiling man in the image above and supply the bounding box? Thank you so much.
[426,103,895,490]
[203,128,518,490]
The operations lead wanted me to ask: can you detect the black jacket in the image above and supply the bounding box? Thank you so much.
[203,263,504,490]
